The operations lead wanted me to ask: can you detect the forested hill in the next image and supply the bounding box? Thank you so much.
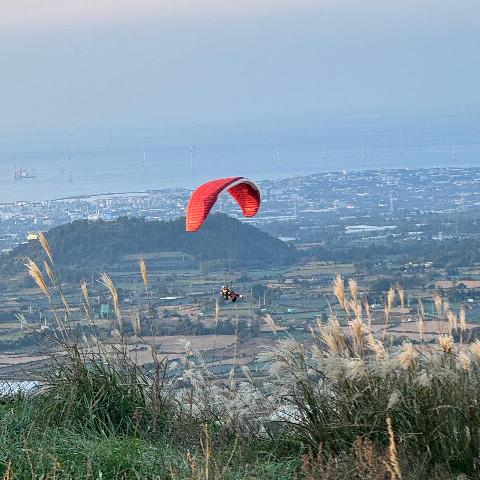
[6,214,297,269]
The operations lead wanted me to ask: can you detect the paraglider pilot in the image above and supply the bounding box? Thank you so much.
[220,285,241,303]
[221,285,230,300]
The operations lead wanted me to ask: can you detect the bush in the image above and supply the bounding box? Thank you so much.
[39,348,172,437]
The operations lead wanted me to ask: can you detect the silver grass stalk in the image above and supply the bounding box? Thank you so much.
[100,272,123,336]
[38,231,53,264]
[138,257,149,290]
[25,258,51,301]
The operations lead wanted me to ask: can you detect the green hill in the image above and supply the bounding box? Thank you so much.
[5,214,297,270]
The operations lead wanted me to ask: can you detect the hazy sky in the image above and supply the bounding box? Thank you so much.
[1,0,479,131]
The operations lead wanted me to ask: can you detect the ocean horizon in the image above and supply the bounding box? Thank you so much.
[1,111,480,203]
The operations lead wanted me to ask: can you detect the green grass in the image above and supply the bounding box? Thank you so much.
[0,342,300,479]
[0,398,300,480]
[0,421,179,479]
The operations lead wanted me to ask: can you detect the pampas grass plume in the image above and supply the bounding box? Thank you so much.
[100,272,123,334]
[25,258,51,301]
[438,334,453,353]
[38,231,53,264]
[138,257,149,290]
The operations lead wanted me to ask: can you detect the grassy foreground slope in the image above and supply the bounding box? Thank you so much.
[3,230,479,479]
[0,395,299,479]
[2,315,478,479]
[3,274,480,479]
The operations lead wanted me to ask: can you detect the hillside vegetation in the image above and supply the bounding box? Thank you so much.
[5,213,297,270]
[4,229,480,479]
[4,251,480,479]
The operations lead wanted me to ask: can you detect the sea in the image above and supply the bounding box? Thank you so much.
[1,111,480,203]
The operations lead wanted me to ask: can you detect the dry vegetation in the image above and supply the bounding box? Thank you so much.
[1,238,480,478]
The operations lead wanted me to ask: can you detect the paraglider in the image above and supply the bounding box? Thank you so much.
[185,177,261,232]
[220,285,241,303]
[186,177,258,303]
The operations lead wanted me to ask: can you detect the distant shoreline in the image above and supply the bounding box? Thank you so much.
[2,165,480,207]
[0,187,189,207]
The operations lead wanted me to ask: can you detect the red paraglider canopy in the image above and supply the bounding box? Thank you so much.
[186,177,261,232]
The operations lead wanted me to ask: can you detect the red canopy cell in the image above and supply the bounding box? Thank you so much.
[186,177,261,232]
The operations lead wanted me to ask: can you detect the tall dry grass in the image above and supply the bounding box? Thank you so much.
[138,256,149,290]
[99,271,124,338]
[21,237,480,478]
[261,275,480,477]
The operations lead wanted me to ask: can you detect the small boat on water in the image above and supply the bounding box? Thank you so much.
[14,165,36,179]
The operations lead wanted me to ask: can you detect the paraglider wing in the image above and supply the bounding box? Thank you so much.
[186,177,261,232]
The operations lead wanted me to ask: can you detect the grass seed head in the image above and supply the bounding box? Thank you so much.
[348,278,358,302]
[2,462,12,480]
[363,298,372,326]
[384,305,390,326]
[81,280,90,307]
[418,314,425,341]
[43,260,55,285]
[458,351,471,371]
[397,342,417,370]
[264,314,278,335]
[131,309,141,335]
[447,310,457,334]
[332,275,348,313]
[396,284,405,308]
[319,316,346,355]
[387,390,402,410]
[387,287,396,311]
[434,291,443,317]
[443,300,450,315]
[460,307,467,331]
[386,417,402,480]
[349,299,363,323]
[438,334,453,353]
[100,272,123,334]
[367,332,387,360]
[25,258,51,301]
[470,340,480,360]
[138,257,149,289]
[345,358,366,380]
[349,318,364,354]
[418,298,425,317]
[38,231,53,264]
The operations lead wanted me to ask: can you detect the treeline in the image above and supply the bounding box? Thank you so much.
[3,213,297,271]
[133,316,261,339]
[305,237,480,268]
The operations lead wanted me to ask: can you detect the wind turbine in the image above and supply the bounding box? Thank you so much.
[277,135,284,170]
[189,145,196,173]
[399,132,405,157]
